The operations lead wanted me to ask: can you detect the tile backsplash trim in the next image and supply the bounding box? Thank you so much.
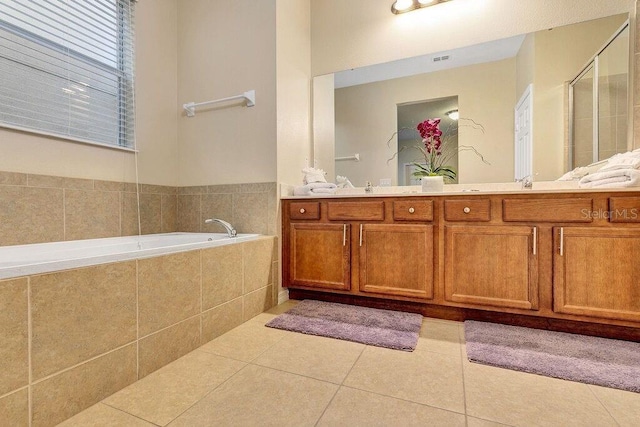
[0,170,277,246]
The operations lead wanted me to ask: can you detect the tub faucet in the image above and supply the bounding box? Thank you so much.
[204,218,237,237]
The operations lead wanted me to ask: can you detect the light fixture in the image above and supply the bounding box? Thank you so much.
[391,0,452,14]
[445,109,459,120]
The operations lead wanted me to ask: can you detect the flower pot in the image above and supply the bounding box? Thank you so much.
[421,175,444,192]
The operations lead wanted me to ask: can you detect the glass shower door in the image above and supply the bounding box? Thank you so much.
[571,66,595,168]
[569,23,629,169]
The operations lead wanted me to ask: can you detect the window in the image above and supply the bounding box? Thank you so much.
[0,0,136,149]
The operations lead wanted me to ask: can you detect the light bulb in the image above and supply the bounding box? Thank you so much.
[446,110,459,120]
[393,0,414,12]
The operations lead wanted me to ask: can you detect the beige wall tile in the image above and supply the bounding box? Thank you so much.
[161,194,177,232]
[232,192,270,234]
[0,388,29,427]
[31,262,137,380]
[93,180,125,192]
[207,184,240,193]
[138,252,201,337]
[202,245,243,310]
[0,279,29,395]
[0,171,27,186]
[176,194,201,232]
[201,193,233,232]
[122,182,139,193]
[243,285,274,322]
[28,174,93,190]
[139,193,162,235]
[267,185,278,236]
[178,186,208,195]
[237,182,276,193]
[140,184,176,195]
[201,298,244,344]
[138,316,201,378]
[31,344,137,427]
[243,237,275,293]
[0,186,64,245]
[64,189,121,240]
[121,192,141,236]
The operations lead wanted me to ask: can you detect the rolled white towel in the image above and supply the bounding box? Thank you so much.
[302,167,327,184]
[293,182,337,196]
[579,168,640,188]
[599,152,640,172]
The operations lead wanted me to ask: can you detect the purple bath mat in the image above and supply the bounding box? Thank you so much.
[266,300,422,351]
[464,320,640,392]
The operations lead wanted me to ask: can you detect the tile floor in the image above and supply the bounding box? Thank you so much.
[60,300,640,427]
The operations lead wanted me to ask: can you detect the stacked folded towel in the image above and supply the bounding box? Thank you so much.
[578,151,640,188]
[294,167,337,196]
[293,182,338,196]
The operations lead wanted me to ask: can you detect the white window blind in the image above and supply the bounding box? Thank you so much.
[0,0,136,149]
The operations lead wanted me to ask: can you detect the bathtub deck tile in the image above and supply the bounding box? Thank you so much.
[30,262,137,380]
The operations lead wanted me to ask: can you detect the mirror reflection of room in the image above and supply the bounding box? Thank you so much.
[322,13,630,187]
[395,97,459,186]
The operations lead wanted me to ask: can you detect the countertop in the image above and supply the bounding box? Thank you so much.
[280,182,640,199]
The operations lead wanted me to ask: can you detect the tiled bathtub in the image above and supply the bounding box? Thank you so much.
[0,233,277,426]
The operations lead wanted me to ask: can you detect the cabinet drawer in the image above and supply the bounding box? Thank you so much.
[609,197,640,223]
[393,200,433,221]
[503,198,593,222]
[327,201,385,221]
[289,202,320,220]
[444,199,490,222]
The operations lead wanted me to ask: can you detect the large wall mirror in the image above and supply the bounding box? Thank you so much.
[313,13,631,187]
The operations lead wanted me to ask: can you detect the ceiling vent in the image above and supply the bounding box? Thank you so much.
[432,54,451,62]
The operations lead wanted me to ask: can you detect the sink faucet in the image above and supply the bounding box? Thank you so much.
[516,175,533,189]
[365,181,373,193]
[204,218,237,237]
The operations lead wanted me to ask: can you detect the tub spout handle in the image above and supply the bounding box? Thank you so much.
[204,218,237,237]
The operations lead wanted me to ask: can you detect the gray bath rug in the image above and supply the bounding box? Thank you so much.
[265,300,423,351]
[464,320,640,392]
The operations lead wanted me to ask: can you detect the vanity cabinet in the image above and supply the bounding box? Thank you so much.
[359,224,434,299]
[288,223,351,291]
[283,191,640,339]
[283,198,436,300]
[553,226,640,322]
[444,225,539,310]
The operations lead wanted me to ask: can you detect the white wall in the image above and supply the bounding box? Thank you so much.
[0,0,179,185]
[311,0,633,76]
[176,0,277,186]
[276,0,312,188]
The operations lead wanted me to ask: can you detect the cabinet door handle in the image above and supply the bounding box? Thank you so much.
[408,207,415,213]
[463,207,471,214]
[343,224,347,246]
[532,226,537,255]
[359,224,363,247]
[559,227,564,256]
[299,208,305,214]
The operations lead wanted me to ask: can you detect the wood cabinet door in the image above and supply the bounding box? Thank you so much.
[553,227,640,322]
[359,224,434,299]
[289,223,351,290]
[444,225,539,310]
